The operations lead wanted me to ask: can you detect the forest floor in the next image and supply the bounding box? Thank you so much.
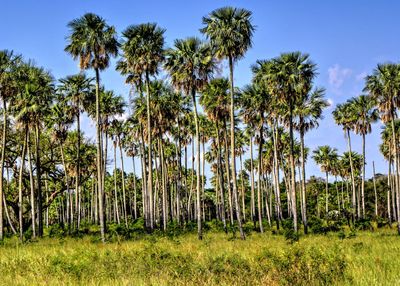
[0,227,399,285]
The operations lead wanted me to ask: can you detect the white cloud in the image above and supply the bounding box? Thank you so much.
[327,98,334,109]
[328,64,352,90]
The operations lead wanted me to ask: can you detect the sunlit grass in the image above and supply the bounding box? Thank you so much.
[0,229,399,285]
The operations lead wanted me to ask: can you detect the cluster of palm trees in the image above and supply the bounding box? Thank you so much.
[1,7,400,243]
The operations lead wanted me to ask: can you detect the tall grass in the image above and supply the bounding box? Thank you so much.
[0,229,398,285]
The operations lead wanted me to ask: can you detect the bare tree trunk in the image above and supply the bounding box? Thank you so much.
[95,68,105,242]
[18,126,28,241]
[249,136,256,226]
[113,142,120,224]
[361,133,366,218]
[0,98,7,240]
[145,71,154,230]
[27,135,36,238]
[119,137,128,227]
[372,161,378,217]
[192,90,202,239]
[228,56,245,240]
[300,129,308,233]
[257,125,264,233]
[346,129,357,222]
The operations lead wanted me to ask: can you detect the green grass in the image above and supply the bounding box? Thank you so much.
[0,229,399,285]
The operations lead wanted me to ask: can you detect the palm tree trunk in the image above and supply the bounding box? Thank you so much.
[249,135,256,226]
[372,161,378,217]
[27,135,36,238]
[119,137,128,227]
[387,159,392,224]
[191,90,202,240]
[223,124,234,225]
[216,123,227,233]
[113,142,120,224]
[0,98,7,240]
[18,126,28,241]
[35,123,43,236]
[145,71,154,230]
[325,171,329,215]
[75,104,81,229]
[257,125,264,233]
[346,129,357,222]
[95,68,105,242]
[300,129,308,234]
[288,105,298,232]
[272,122,282,227]
[228,55,245,240]
[361,133,366,218]
[390,118,400,234]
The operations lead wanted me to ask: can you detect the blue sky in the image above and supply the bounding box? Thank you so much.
[2,0,400,182]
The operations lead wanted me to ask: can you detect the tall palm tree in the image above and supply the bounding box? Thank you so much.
[0,50,21,240]
[364,63,400,234]
[200,78,230,232]
[164,37,216,240]
[313,146,339,215]
[333,102,358,219]
[293,87,328,233]
[58,73,94,228]
[349,95,378,218]
[119,23,165,230]
[65,13,118,241]
[255,53,317,232]
[201,7,254,240]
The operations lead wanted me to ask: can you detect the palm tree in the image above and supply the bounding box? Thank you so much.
[293,87,328,233]
[13,63,55,239]
[65,13,118,241]
[333,102,358,219]
[313,146,339,215]
[364,63,400,234]
[58,73,94,228]
[255,53,317,232]
[119,23,165,230]
[200,78,230,232]
[164,37,215,240]
[348,95,378,218]
[240,83,272,231]
[0,50,21,239]
[201,7,255,240]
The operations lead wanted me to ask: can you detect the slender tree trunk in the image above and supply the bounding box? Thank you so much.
[0,99,7,240]
[27,134,36,238]
[35,123,43,236]
[325,171,329,215]
[228,55,244,239]
[346,129,357,222]
[113,142,120,224]
[257,125,264,233]
[223,125,234,225]
[95,68,105,242]
[18,126,28,241]
[249,136,256,226]
[300,129,308,234]
[75,104,81,229]
[288,105,298,232]
[145,71,154,230]
[390,118,400,234]
[361,133,366,218]
[216,124,227,233]
[388,159,392,224]
[191,90,202,240]
[372,161,378,217]
[119,137,128,227]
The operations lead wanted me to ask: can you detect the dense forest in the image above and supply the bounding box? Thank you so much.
[0,7,399,245]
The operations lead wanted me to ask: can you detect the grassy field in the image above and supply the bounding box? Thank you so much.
[0,228,399,285]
